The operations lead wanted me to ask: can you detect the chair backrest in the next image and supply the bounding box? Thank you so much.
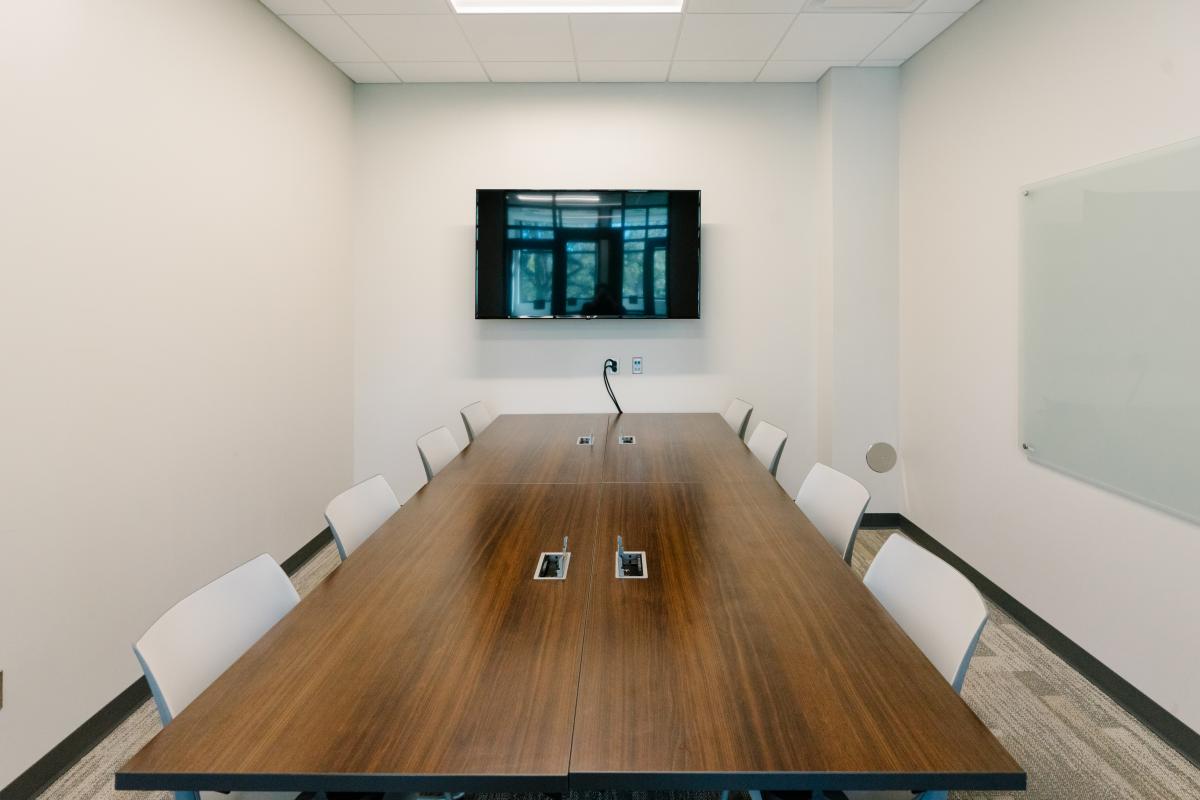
[863,534,988,693]
[325,474,400,561]
[746,420,787,477]
[795,463,871,564]
[417,426,460,482]
[134,554,299,726]
[460,401,494,443]
[722,398,753,439]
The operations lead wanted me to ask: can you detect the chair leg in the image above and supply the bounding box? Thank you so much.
[721,791,730,800]
[750,791,764,800]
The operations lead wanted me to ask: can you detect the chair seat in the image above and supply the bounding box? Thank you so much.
[325,474,401,560]
[417,426,461,482]
[746,420,788,477]
[723,398,753,439]
[795,462,870,564]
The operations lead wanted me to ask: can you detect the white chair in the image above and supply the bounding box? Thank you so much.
[746,420,787,477]
[722,397,753,439]
[324,474,400,561]
[796,463,871,564]
[133,554,300,800]
[830,537,989,800]
[863,534,988,693]
[460,401,494,443]
[417,426,461,482]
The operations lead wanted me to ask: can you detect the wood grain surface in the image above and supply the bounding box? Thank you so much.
[437,413,611,485]
[571,480,1023,792]
[119,480,601,794]
[118,413,1023,795]
[602,413,784,489]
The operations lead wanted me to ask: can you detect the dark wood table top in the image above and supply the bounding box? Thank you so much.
[602,413,784,488]
[572,480,1023,792]
[119,480,602,794]
[118,413,1023,795]
[435,413,611,485]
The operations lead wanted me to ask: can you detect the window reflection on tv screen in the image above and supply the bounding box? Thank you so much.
[475,190,700,319]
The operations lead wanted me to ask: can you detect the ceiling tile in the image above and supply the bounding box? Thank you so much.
[454,0,680,9]
[484,61,578,81]
[390,61,490,81]
[326,0,450,11]
[261,0,332,13]
[868,11,958,60]
[345,14,475,59]
[916,0,980,11]
[669,60,764,82]
[569,14,680,61]
[460,15,574,61]
[774,12,904,60]
[804,0,920,10]
[578,61,670,81]
[757,59,854,82]
[686,0,805,11]
[280,14,378,61]
[335,61,401,81]
[674,14,794,61]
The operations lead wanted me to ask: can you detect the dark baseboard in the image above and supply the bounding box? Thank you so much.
[890,514,1200,770]
[281,526,334,575]
[0,677,151,800]
[859,512,903,529]
[1,527,334,800]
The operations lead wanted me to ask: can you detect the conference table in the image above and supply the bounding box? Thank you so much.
[117,413,1024,796]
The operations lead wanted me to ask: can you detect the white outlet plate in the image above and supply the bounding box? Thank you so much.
[632,356,643,374]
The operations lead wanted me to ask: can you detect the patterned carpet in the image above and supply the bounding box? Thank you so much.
[35,530,1200,800]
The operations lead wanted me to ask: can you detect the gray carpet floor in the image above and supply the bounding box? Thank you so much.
[35,530,1200,800]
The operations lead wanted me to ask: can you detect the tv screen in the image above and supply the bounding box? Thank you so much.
[476,189,700,319]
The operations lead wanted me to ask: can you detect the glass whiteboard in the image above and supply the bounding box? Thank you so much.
[1020,136,1200,524]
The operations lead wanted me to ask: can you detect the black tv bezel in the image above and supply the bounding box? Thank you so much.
[474,188,701,320]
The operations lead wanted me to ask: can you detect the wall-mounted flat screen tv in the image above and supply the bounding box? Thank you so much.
[476,189,700,319]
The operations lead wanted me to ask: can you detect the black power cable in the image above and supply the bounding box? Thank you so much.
[603,358,623,414]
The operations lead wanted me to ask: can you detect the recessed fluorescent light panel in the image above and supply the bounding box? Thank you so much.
[451,0,682,12]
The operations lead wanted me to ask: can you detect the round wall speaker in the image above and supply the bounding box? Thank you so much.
[865,442,897,473]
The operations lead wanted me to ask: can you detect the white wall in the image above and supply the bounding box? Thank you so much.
[353,84,820,501]
[898,0,1200,729]
[816,68,903,511]
[0,0,354,786]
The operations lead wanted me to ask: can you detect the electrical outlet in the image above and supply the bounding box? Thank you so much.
[632,356,643,375]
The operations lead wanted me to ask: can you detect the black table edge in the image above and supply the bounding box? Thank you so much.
[566,769,1027,792]
[114,771,567,794]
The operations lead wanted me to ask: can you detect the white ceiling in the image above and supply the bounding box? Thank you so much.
[261,0,980,84]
